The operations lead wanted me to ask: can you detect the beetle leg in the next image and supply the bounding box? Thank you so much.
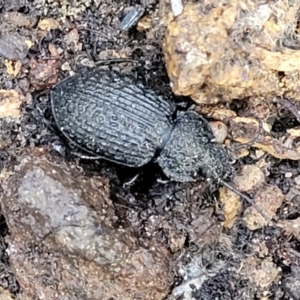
[71,151,102,160]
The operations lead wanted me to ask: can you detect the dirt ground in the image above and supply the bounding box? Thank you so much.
[1,0,300,300]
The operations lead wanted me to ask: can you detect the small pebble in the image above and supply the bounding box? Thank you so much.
[285,172,293,178]
[243,184,284,230]
[171,0,184,17]
[233,165,265,192]
[209,121,228,143]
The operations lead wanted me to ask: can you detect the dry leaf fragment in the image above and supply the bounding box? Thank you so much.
[253,48,300,72]
[219,186,241,228]
[38,18,60,30]
[197,107,237,121]
[137,15,152,31]
[61,61,71,71]
[286,127,300,138]
[24,39,34,50]
[230,117,300,160]
[0,90,22,118]
[5,60,22,77]
[48,44,59,57]
[5,60,15,76]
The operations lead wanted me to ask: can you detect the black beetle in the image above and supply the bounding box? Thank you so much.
[50,68,231,183]
[50,68,270,221]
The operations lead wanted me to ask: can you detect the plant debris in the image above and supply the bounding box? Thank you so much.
[0,90,23,119]
[219,186,241,228]
[38,18,60,30]
[230,116,300,160]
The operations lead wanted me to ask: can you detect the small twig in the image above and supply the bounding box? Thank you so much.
[94,58,138,65]
[123,174,139,188]
[276,96,300,124]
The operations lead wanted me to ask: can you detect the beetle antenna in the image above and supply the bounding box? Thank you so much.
[219,179,272,225]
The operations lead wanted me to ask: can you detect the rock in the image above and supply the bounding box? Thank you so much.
[233,165,265,192]
[0,32,29,62]
[241,256,280,289]
[0,149,173,300]
[3,12,34,28]
[28,59,60,90]
[243,184,284,230]
[163,1,300,103]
